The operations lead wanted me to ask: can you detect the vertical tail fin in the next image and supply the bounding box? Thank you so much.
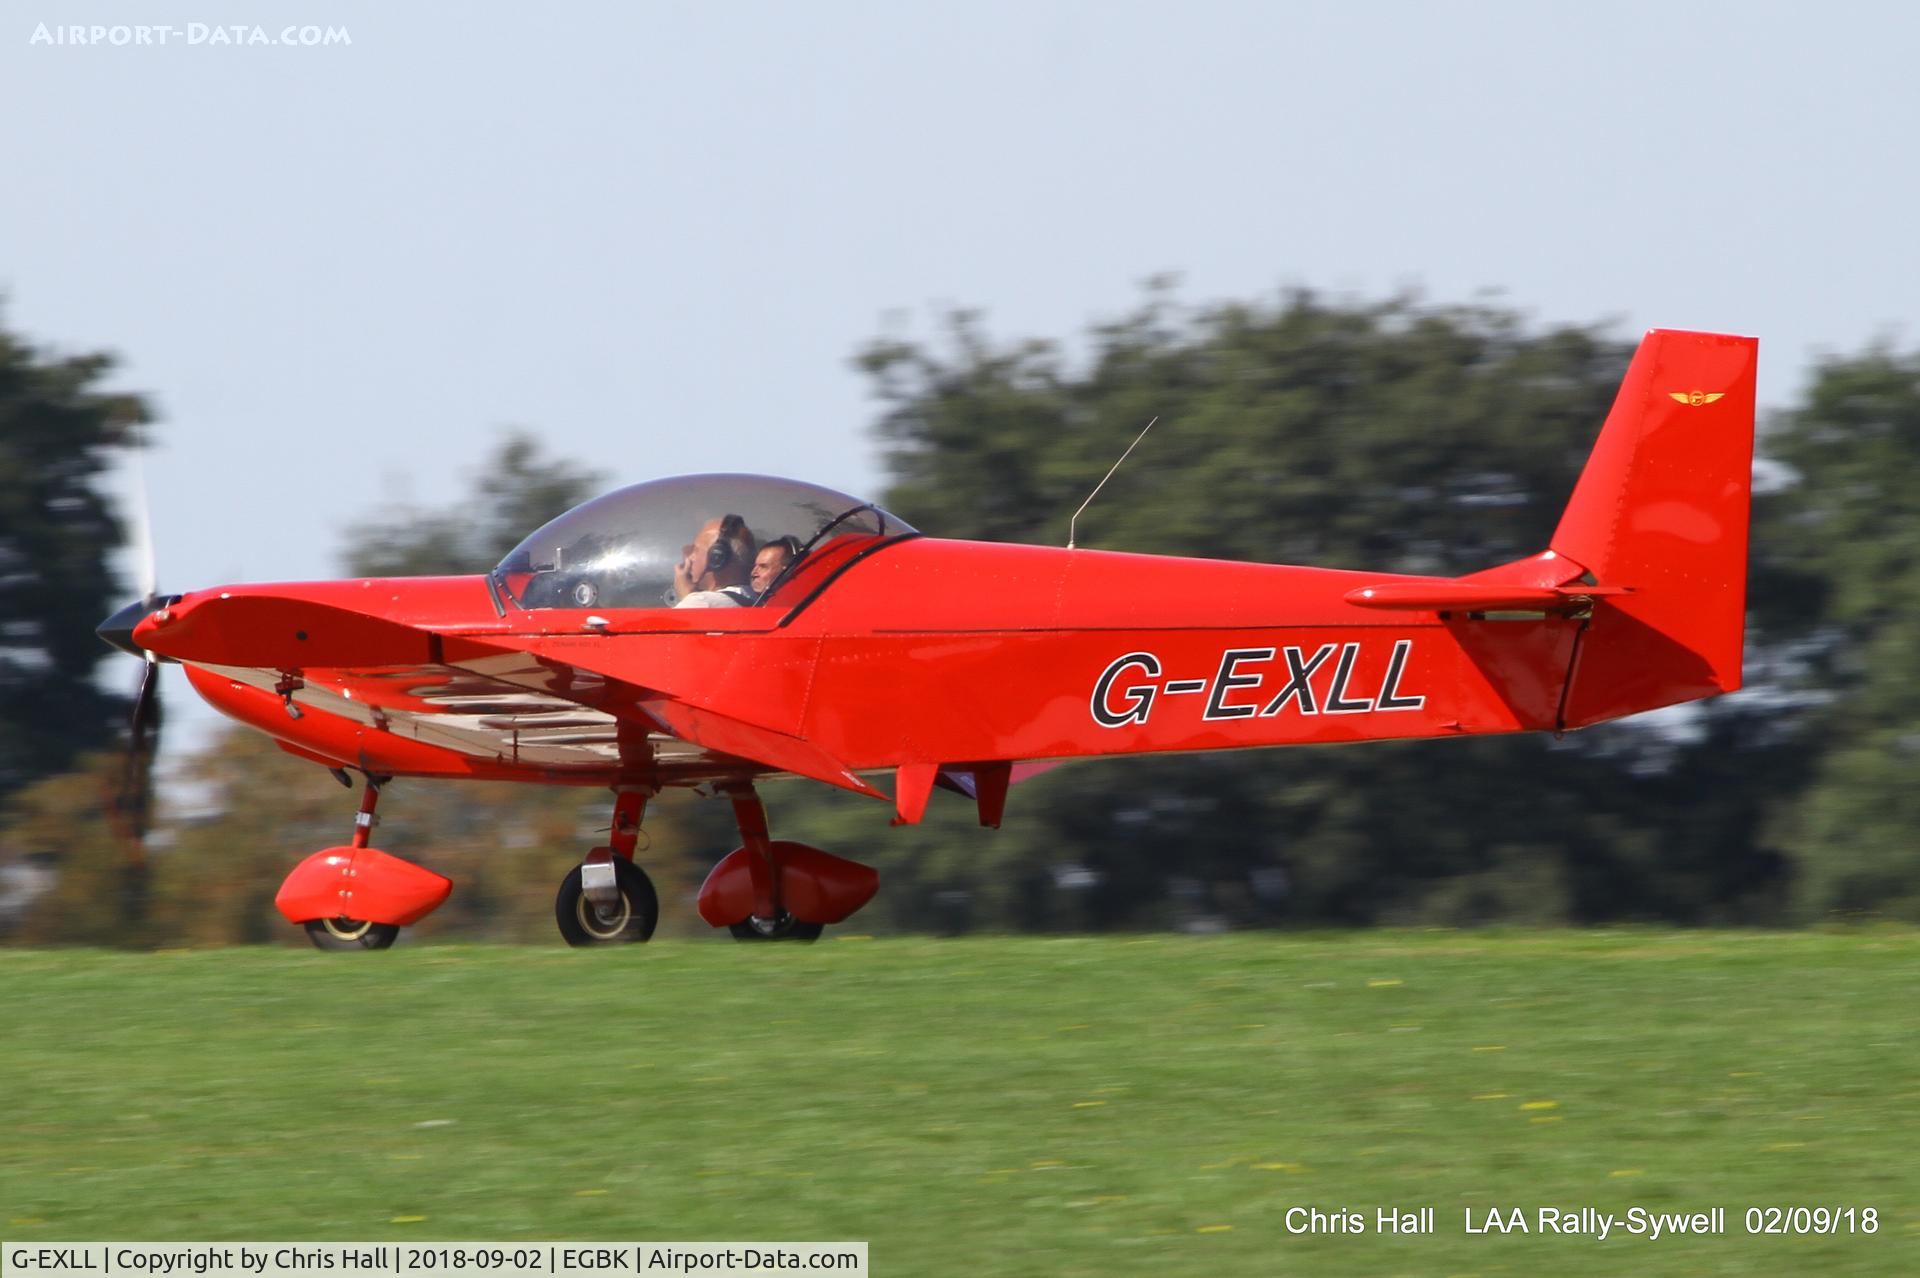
[1551,328,1758,727]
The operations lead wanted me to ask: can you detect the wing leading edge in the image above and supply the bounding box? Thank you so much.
[143,587,887,795]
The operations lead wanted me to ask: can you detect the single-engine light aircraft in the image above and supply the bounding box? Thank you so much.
[99,329,1756,949]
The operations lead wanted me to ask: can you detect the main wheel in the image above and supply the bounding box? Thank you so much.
[729,915,824,943]
[303,917,400,951]
[555,858,659,946]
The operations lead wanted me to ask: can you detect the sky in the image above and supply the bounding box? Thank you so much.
[4,0,1917,762]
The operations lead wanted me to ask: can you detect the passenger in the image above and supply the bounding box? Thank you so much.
[672,514,756,608]
[750,536,802,600]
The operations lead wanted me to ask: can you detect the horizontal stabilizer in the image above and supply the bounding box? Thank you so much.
[1345,581,1628,612]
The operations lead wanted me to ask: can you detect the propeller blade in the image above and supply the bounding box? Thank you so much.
[110,657,162,843]
[128,439,158,605]
[129,656,163,756]
[102,437,166,929]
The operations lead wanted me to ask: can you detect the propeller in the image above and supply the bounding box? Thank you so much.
[123,442,165,761]
[96,443,175,923]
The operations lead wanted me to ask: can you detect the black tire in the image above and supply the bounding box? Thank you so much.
[303,917,400,951]
[555,858,659,946]
[729,915,824,943]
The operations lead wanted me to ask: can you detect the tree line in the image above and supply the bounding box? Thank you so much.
[2,289,1915,942]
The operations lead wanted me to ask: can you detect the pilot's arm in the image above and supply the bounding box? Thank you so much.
[671,544,698,600]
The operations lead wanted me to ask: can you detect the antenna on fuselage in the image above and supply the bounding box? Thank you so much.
[1067,416,1158,550]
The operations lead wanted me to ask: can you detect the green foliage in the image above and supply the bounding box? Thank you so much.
[340,432,606,577]
[864,291,1621,572]
[0,315,151,801]
[0,755,141,946]
[1753,346,1920,919]
[1760,348,1920,638]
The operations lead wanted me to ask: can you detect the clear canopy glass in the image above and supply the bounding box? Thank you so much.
[492,473,915,610]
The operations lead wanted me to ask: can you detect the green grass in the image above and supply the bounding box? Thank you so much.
[3,933,1918,1275]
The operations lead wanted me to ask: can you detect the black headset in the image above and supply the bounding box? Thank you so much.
[706,513,748,572]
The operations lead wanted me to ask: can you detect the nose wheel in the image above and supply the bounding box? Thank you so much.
[280,775,449,952]
[304,917,400,950]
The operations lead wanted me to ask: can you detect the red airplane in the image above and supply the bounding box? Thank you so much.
[99,328,1756,949]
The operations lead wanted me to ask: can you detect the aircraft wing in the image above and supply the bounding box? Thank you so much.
[134,591,500,669]
[139,587,889,797]
[636,697,887,799]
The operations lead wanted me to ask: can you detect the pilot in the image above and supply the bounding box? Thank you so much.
[750,536,802,600]
[673,514,757,608]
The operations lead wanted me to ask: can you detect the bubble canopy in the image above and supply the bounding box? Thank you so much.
[491,473,916,610]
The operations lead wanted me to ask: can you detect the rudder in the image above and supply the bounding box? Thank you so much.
[1550,329,1758,727]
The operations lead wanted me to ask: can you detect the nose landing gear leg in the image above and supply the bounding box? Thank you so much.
[278,773,451,952]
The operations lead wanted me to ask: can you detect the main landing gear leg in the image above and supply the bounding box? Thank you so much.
[554,785,660,946]
[695,784,878,941]
[722,784,823,943]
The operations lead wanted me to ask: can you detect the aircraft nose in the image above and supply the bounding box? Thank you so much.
[97,597,183,658]
[98,598,153,657]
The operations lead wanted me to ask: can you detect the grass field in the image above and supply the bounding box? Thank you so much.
[3,932,1918,1276]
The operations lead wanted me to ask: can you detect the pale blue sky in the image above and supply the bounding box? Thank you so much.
[4,1,1915,760]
